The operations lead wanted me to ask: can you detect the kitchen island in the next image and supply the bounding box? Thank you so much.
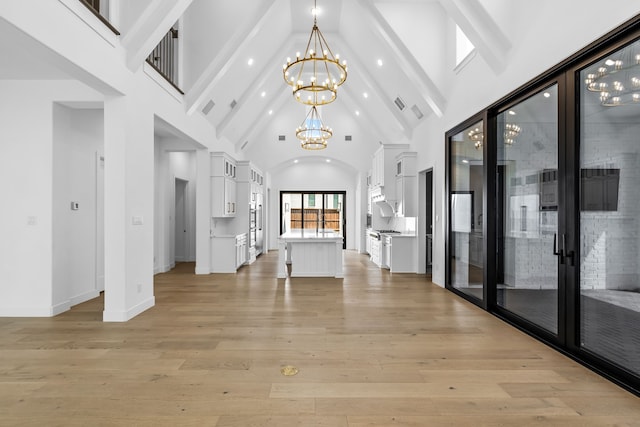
[278,229,344,278]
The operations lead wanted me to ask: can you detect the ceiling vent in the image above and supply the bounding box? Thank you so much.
[202,100,215,115]
[230,99,237,109]
[345,135,352,141]
[411,104,424,119]
[394,96,406,111]
[240,140,249,150]
[278,135,286,141]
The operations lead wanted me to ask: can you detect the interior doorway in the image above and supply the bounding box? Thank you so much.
[174,178,188,262]
[419,169,434,275]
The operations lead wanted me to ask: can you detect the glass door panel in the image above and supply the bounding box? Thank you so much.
[497,85,559,334]
[323,193,343,234]
[579,39,640,374]
[282,193,302,232]
[450,120,484,301]
[303,193,322,230]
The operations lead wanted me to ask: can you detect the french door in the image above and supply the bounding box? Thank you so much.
[280,191,346,249]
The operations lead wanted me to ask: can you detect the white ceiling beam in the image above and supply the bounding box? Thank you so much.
[333,35,412,139]
[355,0,446,118]
[184,0,282,115]
[438,0,511,74]
[121,0,194,72]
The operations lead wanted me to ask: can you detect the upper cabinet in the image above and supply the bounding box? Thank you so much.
[370,144,410,199]
[211,152,237,217]
[395,152,417,217]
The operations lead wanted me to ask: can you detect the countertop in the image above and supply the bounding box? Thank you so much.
[280,229,343,241]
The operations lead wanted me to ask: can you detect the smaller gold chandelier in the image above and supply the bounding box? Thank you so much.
[283,1,347,106]
[504,123,521,146]
[296,106,332,150]
[468,127,483,150]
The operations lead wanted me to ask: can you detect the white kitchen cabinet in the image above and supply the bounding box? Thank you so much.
[382,235,392,269]
[211,152,236,178]
[394,152,417,217]
[211,177,236,217]
[211,233,246,273]
[369,144,410,201]
[236,233,247,268]
[365,230,372,254]
[370,238,381,267]
[388,235,416,273]
[395,175,416,217]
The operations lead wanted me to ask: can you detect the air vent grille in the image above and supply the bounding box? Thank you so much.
[278,135,286,141]
[394,96,406,111]
[202,100,215,115]
[345,135,352,141]
[411,104,424,119]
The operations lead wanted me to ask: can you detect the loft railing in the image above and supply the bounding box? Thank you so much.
[146,27,183,94]
[78,0,120,35]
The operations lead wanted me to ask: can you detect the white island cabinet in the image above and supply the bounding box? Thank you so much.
[278,229,344,278]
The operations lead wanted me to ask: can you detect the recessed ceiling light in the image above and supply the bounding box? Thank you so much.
[248,58,254,66]
[508,110,516,115]
[261,91,266,97]
[268,110,273,115]
[294,159,299,163]
[355,110,360,116]
[377,59,383,67]
[326,159,331,163]
[462,159,469,164]
[363,92,368,99]
[543,92,551,98]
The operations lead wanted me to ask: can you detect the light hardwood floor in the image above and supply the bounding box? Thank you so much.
[1,251,639,426]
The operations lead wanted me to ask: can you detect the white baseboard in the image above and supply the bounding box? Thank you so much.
[70,290,100,307]
[103,296,155,322]
[0,304,65,317]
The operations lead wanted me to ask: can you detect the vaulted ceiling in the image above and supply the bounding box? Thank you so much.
[173,0,511,169]
[0,0,516,172]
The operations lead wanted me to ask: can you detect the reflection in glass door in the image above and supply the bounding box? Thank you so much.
[449,120,484,301]
[497,85,559,334]
[579,38,640,375]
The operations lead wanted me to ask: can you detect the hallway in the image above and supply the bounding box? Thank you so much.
[0,252,639,425]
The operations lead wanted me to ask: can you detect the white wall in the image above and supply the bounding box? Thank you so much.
[269,160,358,251]
[52,105,104,312]
[0,80,103,316]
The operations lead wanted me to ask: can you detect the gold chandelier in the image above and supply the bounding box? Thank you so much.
[585,45,640,106]
[283,0,347,106]
[503,123,521,146]
[468,127,483,150]
[468,123,521,149]
[296,106,332,150]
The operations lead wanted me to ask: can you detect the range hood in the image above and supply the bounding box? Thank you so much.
[371,187,396,217]
[375,199,395,217]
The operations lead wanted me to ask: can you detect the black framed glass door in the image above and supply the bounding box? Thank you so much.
[495,84,562,336]
[573,35,640,378]
[280,191,346,249]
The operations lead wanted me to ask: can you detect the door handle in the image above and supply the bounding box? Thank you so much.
[563,234,575,266]
[553,233,565,264]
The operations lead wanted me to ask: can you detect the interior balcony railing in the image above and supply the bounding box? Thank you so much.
[78,0,119,35]
[146,26,183,94]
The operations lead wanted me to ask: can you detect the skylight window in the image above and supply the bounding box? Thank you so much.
[455,25,475,67]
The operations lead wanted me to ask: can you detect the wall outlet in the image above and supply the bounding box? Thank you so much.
[71,202,79,210]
